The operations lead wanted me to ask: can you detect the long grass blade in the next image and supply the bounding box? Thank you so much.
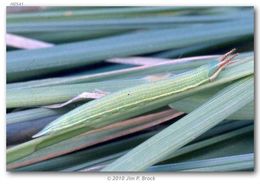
[7,55,216,88]
[7,7,190,23]
[71,124,254,172]
[102,76,254,171]
[7,11,252,33]
[7,109,182,169]
[7,19,253,82]
[147,154,254,172]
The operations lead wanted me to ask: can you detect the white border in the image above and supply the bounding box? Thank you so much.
[1,1,259,186]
